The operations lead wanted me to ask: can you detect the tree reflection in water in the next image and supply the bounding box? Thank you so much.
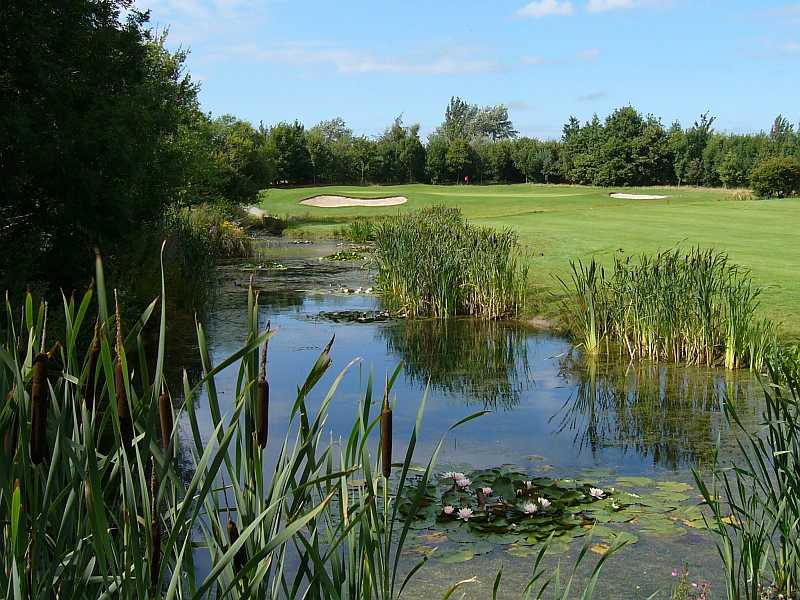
[554,354,757,470]
[382,317,531,409]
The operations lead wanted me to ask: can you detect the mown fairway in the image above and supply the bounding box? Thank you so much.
[259,184,800,339]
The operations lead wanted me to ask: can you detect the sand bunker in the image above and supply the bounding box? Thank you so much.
[609,193,668,200]
[300,195,408,208]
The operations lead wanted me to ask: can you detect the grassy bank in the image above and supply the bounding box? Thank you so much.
[258,184,800,339]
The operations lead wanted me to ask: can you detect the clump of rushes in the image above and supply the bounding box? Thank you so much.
[380,384,392,479]
[114,291,133,449]
[158,386,172,453]
[256,321,270,450]
[84,320,101,411]
[374,207,528,318]
[30,351,49,465]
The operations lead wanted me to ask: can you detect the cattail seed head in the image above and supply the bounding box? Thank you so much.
[380,393,392,479]
[158,389,172,452]
[256,323,270,449]
[227,518,248,574]
[30,352,49,464]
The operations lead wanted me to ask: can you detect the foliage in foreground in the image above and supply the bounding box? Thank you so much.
[374,207,528,319]
[0,250,626,599]
[558,248,776,370]
[695,347,800,600]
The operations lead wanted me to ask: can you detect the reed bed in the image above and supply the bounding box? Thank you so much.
[374,207,528,319]
[558,248,777,370]
[694,346,800,599]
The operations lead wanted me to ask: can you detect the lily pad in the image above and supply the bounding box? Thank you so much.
[438,548,475,564]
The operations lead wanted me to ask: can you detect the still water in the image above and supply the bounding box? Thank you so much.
[191,238,764,598]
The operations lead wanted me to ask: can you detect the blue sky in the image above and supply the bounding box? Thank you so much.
[139,0,799,139]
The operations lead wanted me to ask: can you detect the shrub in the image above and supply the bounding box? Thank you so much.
[750,156,800,198]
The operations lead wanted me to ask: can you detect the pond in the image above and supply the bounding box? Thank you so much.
[187,237,765,599]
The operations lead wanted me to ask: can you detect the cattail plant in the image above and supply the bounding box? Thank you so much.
[226,516,247,575]
[84,320,101,411]
[114,290,133,449]
[380,384,392,479]
[149,458,161,595]
[3,390,16,460]
[256,321,270,450]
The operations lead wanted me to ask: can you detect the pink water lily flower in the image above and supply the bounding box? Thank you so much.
[537,497,551,509]
[589,487,605,499]
[481,487,492,495]
[455,477,471,489]
[443,505,455,515]
[457,507,473,521]
[523,502,538,515]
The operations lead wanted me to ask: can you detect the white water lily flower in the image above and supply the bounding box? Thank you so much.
[524,480,533,489]
[523,502,538,515]
[457,507,473,521]
[538,497,551,509]
[452,472,466,480]
[441,472,456,480]
[443,505,455,515]
[481,487,493,495]
[589,487,605,499]
[455,477,471,489]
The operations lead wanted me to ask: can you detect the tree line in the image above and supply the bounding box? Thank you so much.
[3,0,799,291]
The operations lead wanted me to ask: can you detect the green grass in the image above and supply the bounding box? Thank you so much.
[258,184,800,339]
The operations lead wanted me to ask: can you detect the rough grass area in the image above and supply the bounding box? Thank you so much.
[258,184,800,339]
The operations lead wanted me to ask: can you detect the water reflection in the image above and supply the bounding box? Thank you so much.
[381,317,532,409]
[555,355,755,469]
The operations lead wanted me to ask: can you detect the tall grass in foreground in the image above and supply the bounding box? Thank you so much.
[694,347,800,600]
[558,248,776,370]
[374,207,528,319]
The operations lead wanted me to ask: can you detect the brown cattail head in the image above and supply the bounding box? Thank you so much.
[30,352,49,464]
[114,291,132,450]
[256,322,270,449]
[158,388,173,452]
[380,389,392,479]
[227,518,248,574]
[84,320,101,411]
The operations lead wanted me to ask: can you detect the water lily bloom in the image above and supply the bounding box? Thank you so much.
[441,472,456,480]
[443,505,455,515]
[455,477,471,488]
[481,487,492,495]
[524,480,533,489]
[516,489,523,496]
[523,502,538,515]
[589,487,605,499]
[457,507,473,521]
[537,497,551,509]
[452,472,466,480]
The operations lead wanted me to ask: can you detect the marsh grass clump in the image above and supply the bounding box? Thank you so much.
[694,347,800,600]
[559,248,776,370]
[338,216,381,243]
[375,207,528,318]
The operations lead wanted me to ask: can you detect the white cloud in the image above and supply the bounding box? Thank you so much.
[781,41,800,53]
[515,0,574,18]
[522,55,562,65]
[576,48,600,60]
[586,0,636,12]
[577,91,606,101]
[226,43,499,75]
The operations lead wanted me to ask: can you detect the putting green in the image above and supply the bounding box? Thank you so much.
[258,184,800,340]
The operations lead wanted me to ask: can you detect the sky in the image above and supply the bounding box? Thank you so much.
[138,0,800,139]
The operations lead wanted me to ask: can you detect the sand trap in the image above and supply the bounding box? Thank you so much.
[300,195,408,208]
[609,193,668,200]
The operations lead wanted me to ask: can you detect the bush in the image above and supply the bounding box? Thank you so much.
[750,156,800,198]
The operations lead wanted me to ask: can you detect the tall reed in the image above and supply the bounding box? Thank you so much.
[559,248,776,369]
[694,346,800,600]
[374,207,528,319]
